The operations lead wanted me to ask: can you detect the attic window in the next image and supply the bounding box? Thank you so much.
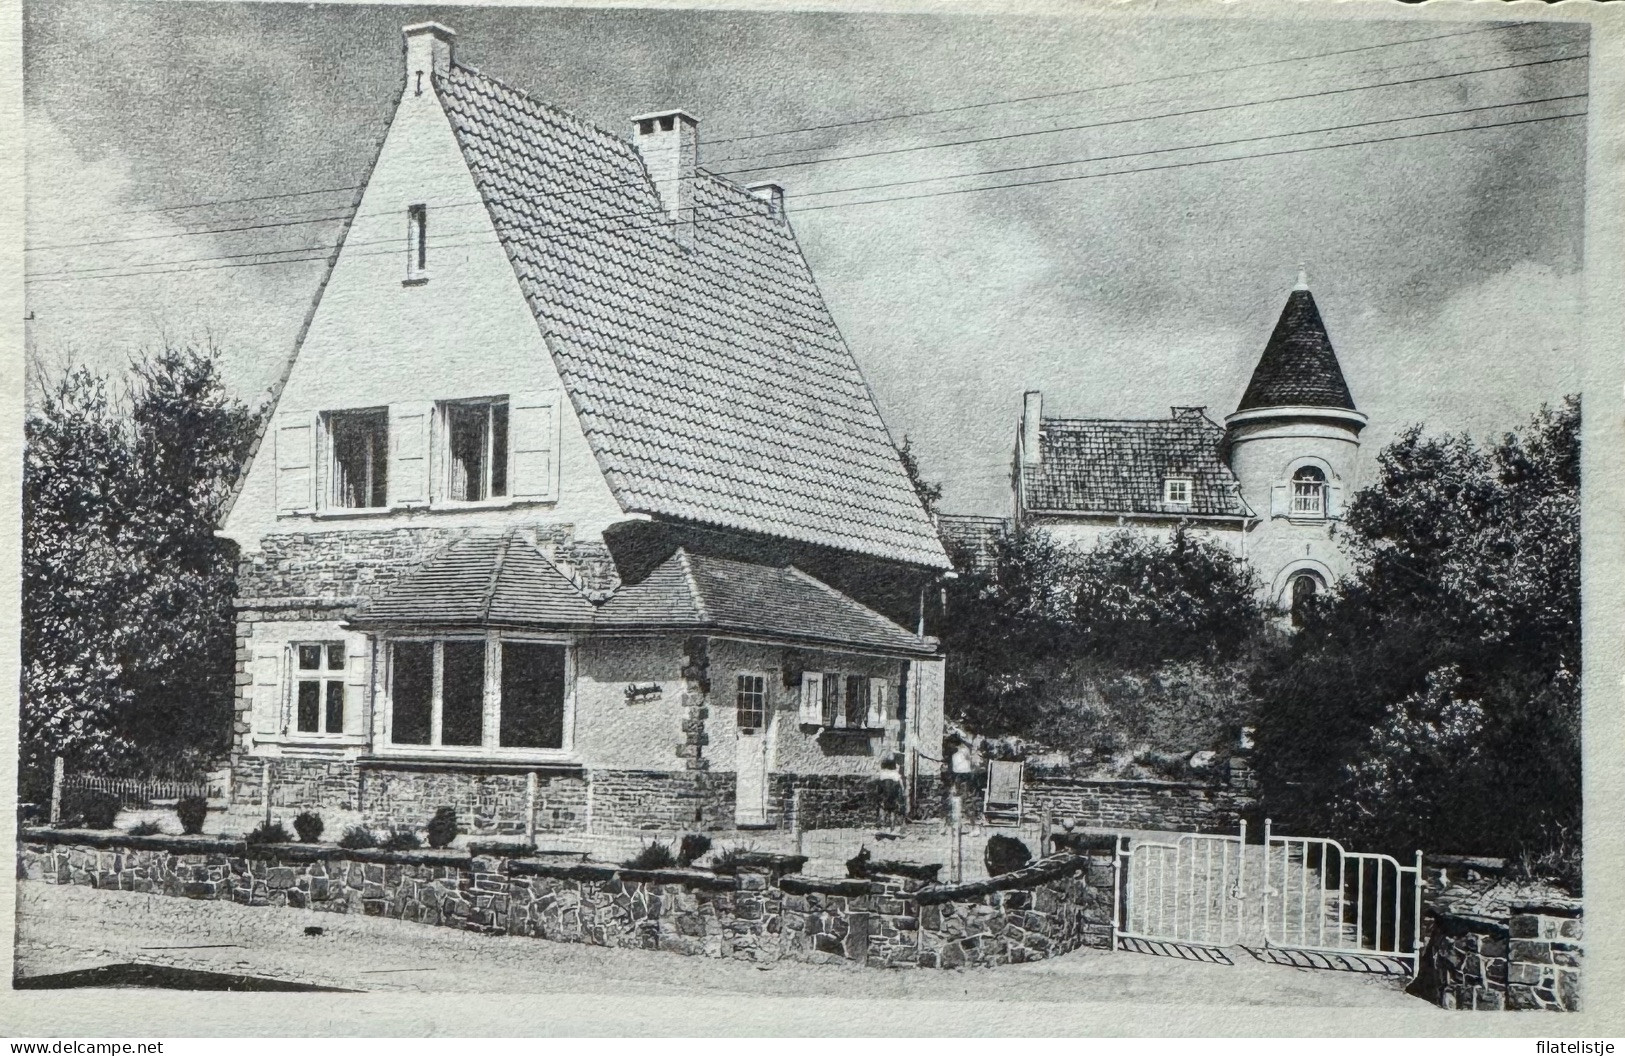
[1164,477,1192,505]
[440,397,509,502]
[1291,466,1327,517]
[326,409,389,509]
[406,204,428,281]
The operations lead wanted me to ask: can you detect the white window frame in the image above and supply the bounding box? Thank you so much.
[735,672,769,731]
[405,203,429,283]
[381,631,576,760]
[1290,467,1327,519]
[1164,477,1193,505]
[319,407,391,513]
[434,396,512,507]
[289,641,348,739]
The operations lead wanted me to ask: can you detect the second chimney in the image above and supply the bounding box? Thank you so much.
[1022,390,1044,465]
[632,110,699,247]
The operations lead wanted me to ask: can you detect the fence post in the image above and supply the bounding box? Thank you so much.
[261,759,272,826]
[791,787,803,857]
[50,756,64,826]
[1039,809,1052,857]
[525,771,538,846]
[948,795,963,883]
[1413,849,1424,962]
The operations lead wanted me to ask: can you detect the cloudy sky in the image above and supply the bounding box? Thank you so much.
[24,1,1587,514]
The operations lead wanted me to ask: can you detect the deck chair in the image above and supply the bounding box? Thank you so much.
[983,759,1024,824]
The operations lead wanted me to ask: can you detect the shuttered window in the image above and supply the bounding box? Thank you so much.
[798,672,824,725]
[275,417,315,515]
[509,392,561,501]
[293,642,347,735]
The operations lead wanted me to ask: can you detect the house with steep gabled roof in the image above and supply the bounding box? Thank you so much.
[218,23,949,835]
[1009,270,1367,619]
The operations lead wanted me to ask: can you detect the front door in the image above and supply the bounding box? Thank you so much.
[734,673,771,827]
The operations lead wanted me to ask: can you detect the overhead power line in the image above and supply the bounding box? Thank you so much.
[25,104,1584,289]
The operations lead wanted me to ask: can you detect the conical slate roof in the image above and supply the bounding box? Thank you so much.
[1237,288,1356,412]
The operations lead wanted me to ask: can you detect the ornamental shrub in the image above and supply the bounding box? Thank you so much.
[425,807,460,849]
[381,830,422,851]
[623,842,677,870]
[175,795,208,835]
[128,819,164,836]
[338,826,378,850]
[677,833,712,868]
[246,820,291,845]
[984,833,1031,877]
[293,811,324,844]
[77,791,120,829]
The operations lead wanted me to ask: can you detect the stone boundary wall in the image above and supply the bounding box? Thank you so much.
[1023,775,1253,834]
[16,830,1113,970]
[1416,887,1582,1011]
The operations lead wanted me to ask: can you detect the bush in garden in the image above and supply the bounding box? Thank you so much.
[623,842,677,870]
[246,820,291,845]
[338,826,378,850]
[984,833,1032,877]
[128,819,164,836]
[77,791,120,829]
[293,811,324,844]
[677,833,712,868]
[175,795,208,835]
[381,830,421,851]
[425,807,460,849]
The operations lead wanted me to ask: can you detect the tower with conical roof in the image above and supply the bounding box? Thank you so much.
[1225,269,1367,619]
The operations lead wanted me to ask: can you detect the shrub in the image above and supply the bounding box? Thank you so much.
[338,826,378,850]
[984,833,1032,877]
[175,796,208,835]
[381,830,421,851]
[246,820,291,845]
[677,833,712,868]
[709,845,756,874]
[77,791,120,829]
[623,842,678,870]
[845,846,872,879]
[128,819,164,836]
[291,811,324,843]
[425,807,460,849]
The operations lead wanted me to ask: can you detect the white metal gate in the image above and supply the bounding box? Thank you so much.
[1113,822,1251,948]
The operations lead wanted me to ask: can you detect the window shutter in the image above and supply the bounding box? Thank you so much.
[1269,482,1289,518]
[865,680,884,729]
[799,672,823,725]
[510,392,561,501]
[343,641,369,737]
[1327,483,1344,519]
[389,403,432,505]
[275,417,315,515]
[251,645,285,737]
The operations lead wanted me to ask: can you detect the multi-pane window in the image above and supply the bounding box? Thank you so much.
[443,399,510,502]
[1291,466,1327,517]
[845,675,870,728]
[822,672,842,727]
[736,674,767,731]
[294,642,346,735]
[388,637,568,751]
[1164,477,1192,505]
[327,409,389,509]
[807,671,886,730]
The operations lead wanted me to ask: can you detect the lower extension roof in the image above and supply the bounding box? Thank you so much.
[349,531,937,658]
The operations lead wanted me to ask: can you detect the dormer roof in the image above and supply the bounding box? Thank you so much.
[1236,287,1357,412]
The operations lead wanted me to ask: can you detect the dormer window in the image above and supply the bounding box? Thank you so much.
[406,204,428,282]
[1164,477,1192,505]
[1291,466,1327,517]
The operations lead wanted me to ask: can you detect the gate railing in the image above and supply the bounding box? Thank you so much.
[1113,821,1248,949]
[1262,818,1422,971]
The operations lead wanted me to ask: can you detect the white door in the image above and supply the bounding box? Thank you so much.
[734,673,771,827]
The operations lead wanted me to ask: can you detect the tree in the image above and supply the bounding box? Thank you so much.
[21,345,261,789]
[897,435,943,518]
[1254,398,1579,866]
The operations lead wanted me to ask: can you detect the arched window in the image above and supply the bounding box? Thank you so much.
[1291,465,1326,517]
[1290,573,1321,626]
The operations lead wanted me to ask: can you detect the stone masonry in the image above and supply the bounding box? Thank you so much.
[1417,879,1582,1012]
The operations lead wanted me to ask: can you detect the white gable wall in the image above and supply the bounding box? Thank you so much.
[221,71,624,551]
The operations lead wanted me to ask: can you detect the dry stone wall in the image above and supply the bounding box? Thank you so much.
[17,830,1112,970]
[1417,880,1582,1012]
[1023,775,1253,834]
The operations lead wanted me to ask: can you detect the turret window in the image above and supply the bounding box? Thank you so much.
[1291,466,1326,517]
[1164,477,1192,505]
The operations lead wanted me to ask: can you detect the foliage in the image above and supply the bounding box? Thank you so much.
[293,812,325,844]
[128,819,164,837]
[677,833,712,868]
[246,820,292,845]
[381,830,422,851]
[984,834,1032,877]
[623,842,678,870]
[338,826,378,850]
[845,846,873,879]
[425,807,461,849]
[709,846,757,874]
[21,345,262,780]
[69,790,121,830]
[175,796,208,836]
[897,435,943,518]
[1254,399,1580,864]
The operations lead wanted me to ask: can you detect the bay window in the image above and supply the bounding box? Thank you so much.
[387,635,570,753]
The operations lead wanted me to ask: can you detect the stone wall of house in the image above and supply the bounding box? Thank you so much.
[1022,774,1254,834]
[17,831,1112,969]
[1416,881,1582,1012]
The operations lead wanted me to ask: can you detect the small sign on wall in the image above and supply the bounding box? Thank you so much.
[624,683,663,704]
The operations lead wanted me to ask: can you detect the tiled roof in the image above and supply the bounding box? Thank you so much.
[936,514,1010,573]
[1237,288,1356,411]
[350,534,935,656]
[1020,409,1251,518]
[434,64,950,571]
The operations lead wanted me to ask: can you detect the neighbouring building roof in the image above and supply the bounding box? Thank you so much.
[432,63,950,571]
[350,532,937,656]
[1020,408,1252,519]
[935,514,1010,573]
[1237,287,1357,412]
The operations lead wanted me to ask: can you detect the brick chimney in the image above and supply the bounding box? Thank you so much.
[632,110,699,247]
[403,23,455,96]
[1022,390,1043,465]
